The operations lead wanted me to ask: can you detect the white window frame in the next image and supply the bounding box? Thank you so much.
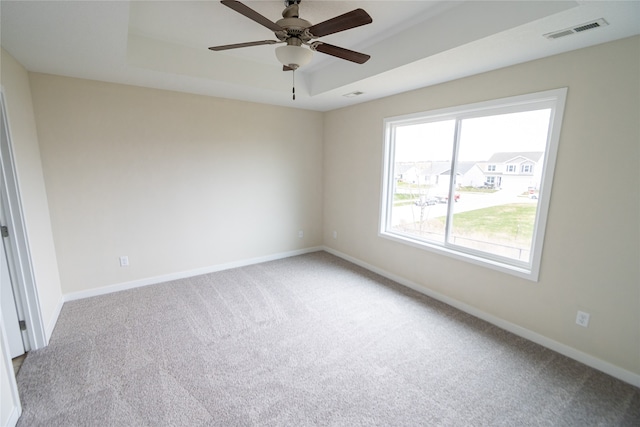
[379,88,567,281]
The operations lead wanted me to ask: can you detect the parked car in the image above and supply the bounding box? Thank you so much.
[436,193,460,203]
[415,196,437,206]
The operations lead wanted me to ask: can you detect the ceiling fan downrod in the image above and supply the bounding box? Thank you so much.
[292,69,296,100]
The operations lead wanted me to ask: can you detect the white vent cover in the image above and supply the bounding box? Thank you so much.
[544,18,609,40]
[343,91,364,98]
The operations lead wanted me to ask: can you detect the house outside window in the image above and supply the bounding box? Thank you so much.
[380,89,567,280]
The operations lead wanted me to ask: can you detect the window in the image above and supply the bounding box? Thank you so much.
[380,89,567,280]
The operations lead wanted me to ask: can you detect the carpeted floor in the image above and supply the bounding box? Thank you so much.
[16,251,640,426]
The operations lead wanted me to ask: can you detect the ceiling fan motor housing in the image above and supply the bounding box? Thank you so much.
[276,1,316,46]
[276,17,313,43]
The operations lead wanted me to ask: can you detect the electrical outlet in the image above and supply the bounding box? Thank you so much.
[333,230,338,239]
[119,256,129,267]
[298,230,303,238]
[576,310,590,327]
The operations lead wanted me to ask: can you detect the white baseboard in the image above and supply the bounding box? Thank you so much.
[323,246,640,388]
[63,246,324,302]
[5,406,21,427]
[44,295,64,344]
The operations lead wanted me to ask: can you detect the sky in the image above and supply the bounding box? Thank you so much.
[394,108,552,162]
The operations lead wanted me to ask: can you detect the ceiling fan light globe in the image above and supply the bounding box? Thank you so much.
[275,45,313,69]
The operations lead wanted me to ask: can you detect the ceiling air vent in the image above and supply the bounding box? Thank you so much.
[343,91,364,98]
[544,18,608,40]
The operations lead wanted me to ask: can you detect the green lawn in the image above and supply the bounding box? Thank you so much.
[393,193,418,207]
[458,186,498,194]
[437,203,537,243]
[396,181,432,191]
[394,193,414,201]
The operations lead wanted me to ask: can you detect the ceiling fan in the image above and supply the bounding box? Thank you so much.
[208,0,373,72]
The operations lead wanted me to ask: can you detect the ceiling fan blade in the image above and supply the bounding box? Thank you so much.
[313,43,371,64]
[220,0,284,32]
[308,8,372,38]
[209,40,278,51]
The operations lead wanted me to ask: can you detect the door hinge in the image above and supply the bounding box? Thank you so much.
[19,320,27,331]
[1,225,8,238]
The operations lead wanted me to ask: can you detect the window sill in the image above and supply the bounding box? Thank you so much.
[379,230,539,282]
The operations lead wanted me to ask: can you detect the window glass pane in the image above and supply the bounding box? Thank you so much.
[450,109,552,261]
[390,120,455,244]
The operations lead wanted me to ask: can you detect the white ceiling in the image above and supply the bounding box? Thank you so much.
[1,1,639,111]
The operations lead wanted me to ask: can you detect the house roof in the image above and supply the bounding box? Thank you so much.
[395,161,450,176]
[487,152,544,164]
[440,161,479,176]
[395,163,415,175]
[396,161,481,176]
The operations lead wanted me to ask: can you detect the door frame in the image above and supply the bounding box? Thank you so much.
[1,226,25,358]
[0,89,47,352]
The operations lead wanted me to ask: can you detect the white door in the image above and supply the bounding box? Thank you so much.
[1,228,24,359]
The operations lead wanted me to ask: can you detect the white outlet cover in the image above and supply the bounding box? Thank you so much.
[576,310,590,327]
[119,256,129,267]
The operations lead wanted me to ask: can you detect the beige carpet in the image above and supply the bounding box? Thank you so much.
[16,251,640,426]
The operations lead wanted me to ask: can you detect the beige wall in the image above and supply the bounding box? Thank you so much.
[323,36,640,375]
[1,48,62,336]
[29,74,324,294]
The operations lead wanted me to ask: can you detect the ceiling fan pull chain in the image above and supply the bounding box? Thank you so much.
[292,69,296,100]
